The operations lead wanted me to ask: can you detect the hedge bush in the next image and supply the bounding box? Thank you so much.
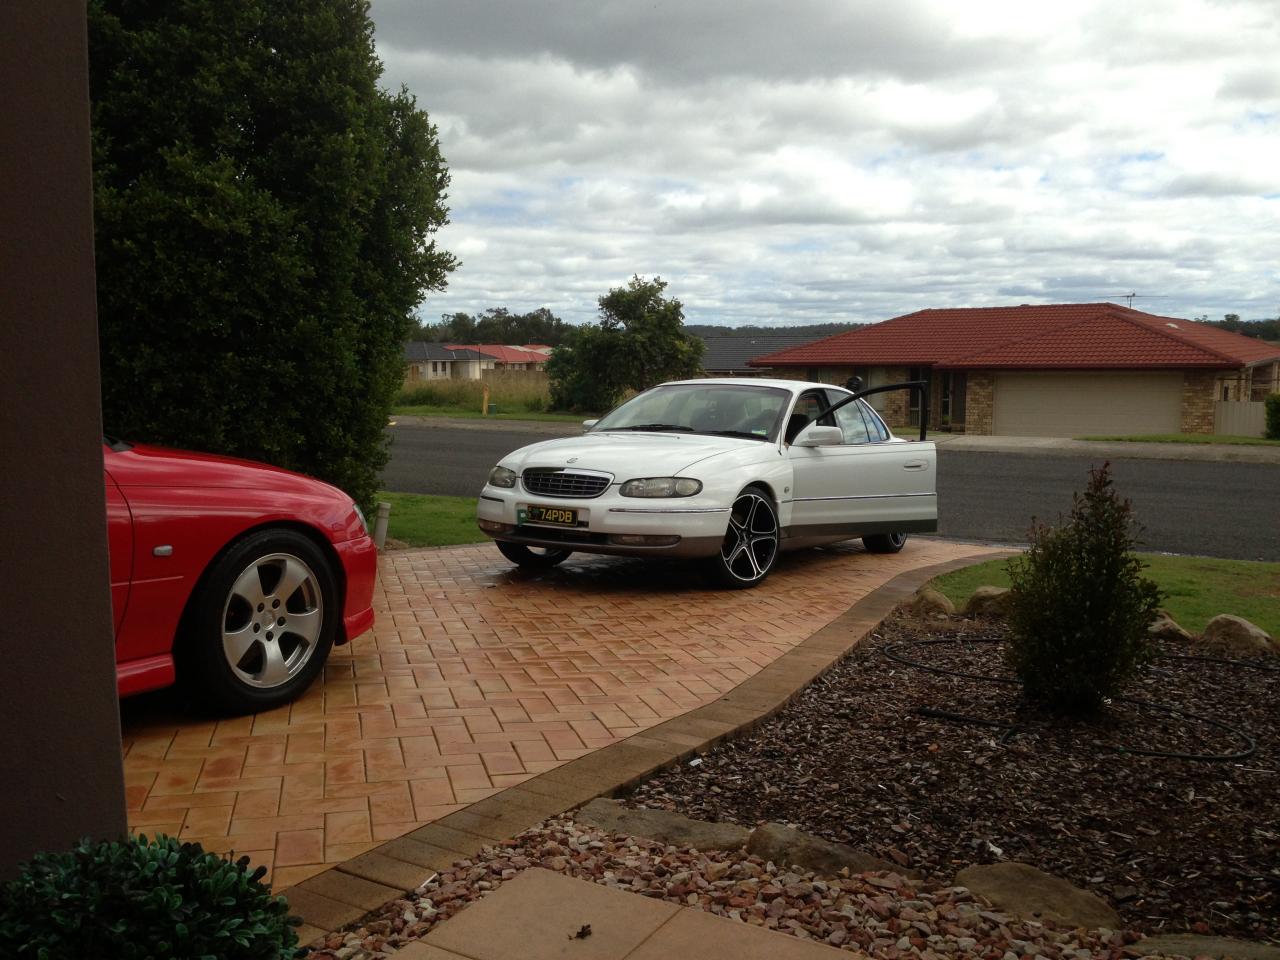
[0,834,299,959]
[89,0,456,510]
[1005,462,1162,715]
[1265,392,1280,440]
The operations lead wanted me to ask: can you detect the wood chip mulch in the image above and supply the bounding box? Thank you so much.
[625,612,1280,942]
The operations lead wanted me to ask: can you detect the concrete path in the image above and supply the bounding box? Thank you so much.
[120,538,1001,890]
[397,867,847,960]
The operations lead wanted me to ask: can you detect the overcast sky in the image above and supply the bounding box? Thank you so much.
[370,0,1279,328]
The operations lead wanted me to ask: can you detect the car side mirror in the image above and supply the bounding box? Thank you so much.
[582,419,598,432]
[794,425,843,447]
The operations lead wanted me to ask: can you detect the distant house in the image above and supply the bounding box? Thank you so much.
[402,342,493,382]
[447,344,549,371]
[750,304,1280,437]
[699,335,818,376]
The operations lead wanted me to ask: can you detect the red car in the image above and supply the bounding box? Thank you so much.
[104,438,377,713]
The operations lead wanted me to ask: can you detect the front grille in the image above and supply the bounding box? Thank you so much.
[522,468,612,499]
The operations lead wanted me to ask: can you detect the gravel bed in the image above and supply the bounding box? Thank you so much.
[626,613,1280,941]
[301,816,1145,959]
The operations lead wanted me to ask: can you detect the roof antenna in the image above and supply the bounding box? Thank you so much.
[1094,293,1172,308]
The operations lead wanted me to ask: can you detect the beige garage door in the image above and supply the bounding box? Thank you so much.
[992,372,1183,437]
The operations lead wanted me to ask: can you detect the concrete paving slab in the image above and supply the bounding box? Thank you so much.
[424,868,679,960]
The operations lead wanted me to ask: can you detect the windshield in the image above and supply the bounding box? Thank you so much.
[593,383,791,442]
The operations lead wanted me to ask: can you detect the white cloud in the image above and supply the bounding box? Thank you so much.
[373,0,1280,325]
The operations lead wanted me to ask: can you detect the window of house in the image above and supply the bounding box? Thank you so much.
[907,366,926,426]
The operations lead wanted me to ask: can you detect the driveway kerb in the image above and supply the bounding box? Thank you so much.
[287,547,1012,942]
[933,433,1280,464]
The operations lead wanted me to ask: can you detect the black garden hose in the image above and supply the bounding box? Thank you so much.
[882,637,1270,762]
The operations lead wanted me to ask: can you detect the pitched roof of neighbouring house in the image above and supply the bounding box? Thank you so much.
[447,344,548,363]
[749,304,1280,371]
[700,335,818,371]
[403,342,487,362]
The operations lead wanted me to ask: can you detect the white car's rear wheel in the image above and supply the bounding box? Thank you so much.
[705,486,779,589]
[863,532,907,553]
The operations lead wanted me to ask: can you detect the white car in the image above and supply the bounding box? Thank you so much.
[476,378,937,588]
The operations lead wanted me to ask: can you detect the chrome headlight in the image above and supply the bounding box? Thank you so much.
[619,477,703,498]
[352,502,369,534]
[488,465,518,488]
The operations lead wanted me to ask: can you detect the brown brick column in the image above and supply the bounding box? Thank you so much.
[964,372,994,435]
[880,366,910,429]
[1180,370,1217,434]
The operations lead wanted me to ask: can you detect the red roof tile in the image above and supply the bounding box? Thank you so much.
[750,304,1278,370]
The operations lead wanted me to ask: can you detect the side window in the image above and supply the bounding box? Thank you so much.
[860,400,890,441]
[785,390,831,443]
[834,401,872,444]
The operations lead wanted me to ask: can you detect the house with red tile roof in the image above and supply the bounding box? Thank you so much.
[447,344,549,370]
[750,304,1280,436]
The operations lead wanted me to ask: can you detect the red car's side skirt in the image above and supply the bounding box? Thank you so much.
[117,654,175,697]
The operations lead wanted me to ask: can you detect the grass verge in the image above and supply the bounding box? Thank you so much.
[377,492,489,548]
[1076,433,1280,446]
[932,553,1280,636]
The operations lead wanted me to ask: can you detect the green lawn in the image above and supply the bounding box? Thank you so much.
[932,553,1280,636]
[1076,433,1280,446]
[376,492,489,548]
[392,405,590,424]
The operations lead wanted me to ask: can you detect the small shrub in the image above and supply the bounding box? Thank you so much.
[0,834,299,959]
[1005,462,1162,715]
[1266,392,1280,440]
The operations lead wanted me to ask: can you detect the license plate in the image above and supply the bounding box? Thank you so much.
[518,505,579,526]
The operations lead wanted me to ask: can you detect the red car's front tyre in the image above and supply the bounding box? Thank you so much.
[180,528,338,714]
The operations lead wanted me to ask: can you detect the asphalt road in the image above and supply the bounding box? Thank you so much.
[381,422,1280,561]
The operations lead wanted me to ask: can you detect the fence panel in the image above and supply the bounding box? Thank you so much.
[1213,400,1265,437]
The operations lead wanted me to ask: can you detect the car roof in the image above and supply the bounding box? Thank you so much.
[655,377,848,394]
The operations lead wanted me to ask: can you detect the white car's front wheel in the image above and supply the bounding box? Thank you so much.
[704,486,779,589]
[496,541,573,569]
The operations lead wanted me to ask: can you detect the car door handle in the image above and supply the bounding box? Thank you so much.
[903,460,927,470]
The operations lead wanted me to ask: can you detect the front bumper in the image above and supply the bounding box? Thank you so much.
[477,485,729,559]
[335,533,377,644]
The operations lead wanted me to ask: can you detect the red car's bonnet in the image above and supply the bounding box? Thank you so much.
[107,443,345,499]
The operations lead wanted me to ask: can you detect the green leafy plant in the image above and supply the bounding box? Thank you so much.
[1265,392,1280,440]
[547,276,704,412]
[0,834,299,959]
[1005,462,1162,715]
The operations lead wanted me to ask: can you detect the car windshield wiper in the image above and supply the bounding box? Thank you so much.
[702,430,769,441]
[610,423,694,432]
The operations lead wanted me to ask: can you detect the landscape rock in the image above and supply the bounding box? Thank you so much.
[954,862,1121,930]
[1130,934,1280,960]
[1200,615,1274,656]
[963,585,1012,618]
[1148,610,1193,643]
[746,822,909,878]
[574,798,749,851]
[907,587,956,618]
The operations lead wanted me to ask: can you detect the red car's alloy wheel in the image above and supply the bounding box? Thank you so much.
[182,528,338,714]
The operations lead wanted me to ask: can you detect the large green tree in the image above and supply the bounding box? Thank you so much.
[548,276,704,412]
[90,0,455,507]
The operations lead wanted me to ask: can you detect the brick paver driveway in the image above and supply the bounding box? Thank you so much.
[121,538,999,888]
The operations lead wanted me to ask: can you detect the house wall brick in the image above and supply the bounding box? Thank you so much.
[965,372,994,435]
[1180,370,1217,434]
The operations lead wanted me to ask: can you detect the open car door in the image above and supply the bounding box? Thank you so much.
[784,381,937,547]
